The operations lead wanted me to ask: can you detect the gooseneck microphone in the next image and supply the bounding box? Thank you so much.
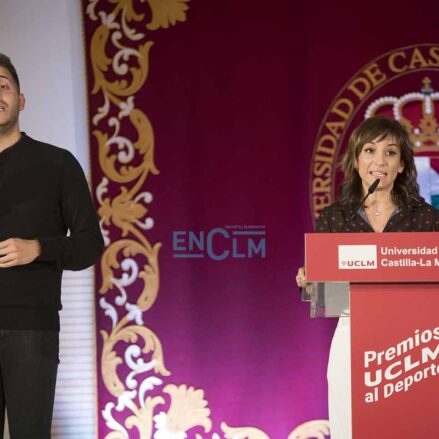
[346,178,380,224]
[363,177,380,200]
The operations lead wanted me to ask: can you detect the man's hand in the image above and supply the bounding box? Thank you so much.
[0,238,41,267]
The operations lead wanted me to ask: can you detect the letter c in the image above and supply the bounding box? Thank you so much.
[384,361,402,380]
[207,228,230,261]
[388,51,408,73]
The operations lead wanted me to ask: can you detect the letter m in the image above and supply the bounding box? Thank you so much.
[422,344,439,363]
[248,238,266,258]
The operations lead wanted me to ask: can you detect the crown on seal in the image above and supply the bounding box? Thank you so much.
[365,77,439,154]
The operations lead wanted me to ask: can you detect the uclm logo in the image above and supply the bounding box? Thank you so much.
[338,245,378,270]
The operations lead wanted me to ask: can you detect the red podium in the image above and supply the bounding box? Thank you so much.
[305,232,439,439]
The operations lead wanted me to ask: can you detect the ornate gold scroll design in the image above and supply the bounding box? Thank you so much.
[87,1,329,437]
[88,1,195,438]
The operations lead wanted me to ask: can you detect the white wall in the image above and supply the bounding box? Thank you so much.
[0,1,95,438]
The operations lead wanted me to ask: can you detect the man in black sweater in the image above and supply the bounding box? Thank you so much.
[0,54,103,438]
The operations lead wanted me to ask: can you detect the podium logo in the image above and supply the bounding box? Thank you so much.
[338,245,377,269]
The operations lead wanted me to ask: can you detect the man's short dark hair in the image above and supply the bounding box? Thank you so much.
[0,53,20,92]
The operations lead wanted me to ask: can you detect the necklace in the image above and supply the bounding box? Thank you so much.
[367,204,394,216]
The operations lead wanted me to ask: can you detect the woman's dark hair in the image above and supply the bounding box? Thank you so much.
[340,116,419,209]
[0,53,20,92]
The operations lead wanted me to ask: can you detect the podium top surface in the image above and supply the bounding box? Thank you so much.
[305,232,439,282]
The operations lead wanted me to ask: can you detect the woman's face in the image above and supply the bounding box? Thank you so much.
[355,136,404,194]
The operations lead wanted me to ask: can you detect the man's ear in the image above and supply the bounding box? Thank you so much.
[19,93,25,111]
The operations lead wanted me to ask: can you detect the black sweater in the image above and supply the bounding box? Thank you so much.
[0,134,104,330]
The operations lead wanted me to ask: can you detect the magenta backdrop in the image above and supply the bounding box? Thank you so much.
[82,1,439,437]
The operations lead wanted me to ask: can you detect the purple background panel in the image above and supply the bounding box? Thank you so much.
[83,0,439,437]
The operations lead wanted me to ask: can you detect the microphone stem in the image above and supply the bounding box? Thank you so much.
[346,178,380,224]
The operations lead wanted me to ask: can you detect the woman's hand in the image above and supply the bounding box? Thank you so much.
[296,266,307,288]
[296,266,315,299]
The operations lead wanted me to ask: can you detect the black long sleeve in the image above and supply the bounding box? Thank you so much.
[0,134,104,330]
[36,149,104,270]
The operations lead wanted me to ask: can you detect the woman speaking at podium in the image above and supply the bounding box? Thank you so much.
[296,116,439,439]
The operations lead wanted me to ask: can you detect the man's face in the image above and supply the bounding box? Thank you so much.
[0,66,25,136]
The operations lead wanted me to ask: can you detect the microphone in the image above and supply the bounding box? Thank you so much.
[366,178,380,196]
[346,178,380,224]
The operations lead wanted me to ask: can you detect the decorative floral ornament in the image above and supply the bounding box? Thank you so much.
[146,0,190,30]
[221,423,270,439]
[287,420,330,439]
[164,384,212,433]
[87,1,330,437]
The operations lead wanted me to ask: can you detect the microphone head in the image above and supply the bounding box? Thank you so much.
[368,178,380,194]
